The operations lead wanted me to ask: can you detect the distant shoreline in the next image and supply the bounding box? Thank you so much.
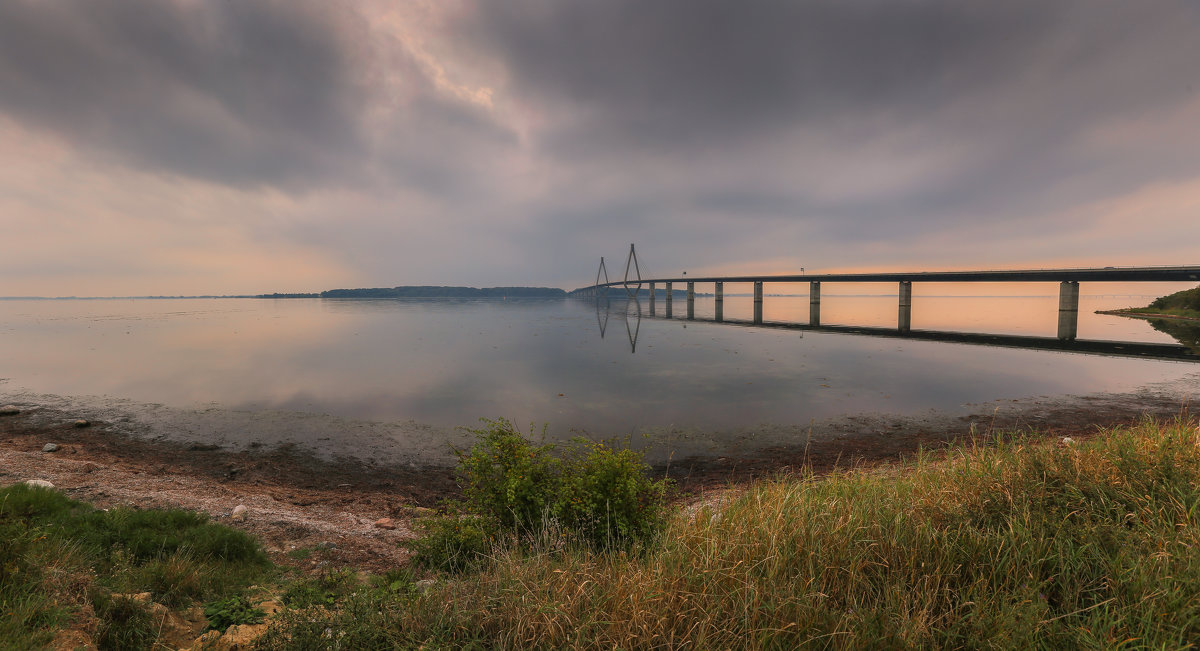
[1096,309,1200,323]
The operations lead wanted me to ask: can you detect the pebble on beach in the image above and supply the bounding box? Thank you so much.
[42,443,60,453]
[231,504,248,521]
[0,405,20,415]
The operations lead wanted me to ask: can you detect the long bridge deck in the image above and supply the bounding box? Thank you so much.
[571,264,1200,341]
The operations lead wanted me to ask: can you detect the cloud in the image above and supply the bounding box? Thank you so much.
[1,0,1199,295]
[0,0,380,189]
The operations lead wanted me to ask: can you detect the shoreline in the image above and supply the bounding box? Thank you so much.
[1096,308,1200,322]
[5,385,1197,574]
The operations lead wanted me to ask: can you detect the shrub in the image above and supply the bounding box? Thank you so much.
[203,594,265,633]
[427,419,671,564]
[455,418,560,531]
[556,439,669,547]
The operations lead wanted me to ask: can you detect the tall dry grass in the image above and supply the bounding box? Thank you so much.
[349,417,1200,649]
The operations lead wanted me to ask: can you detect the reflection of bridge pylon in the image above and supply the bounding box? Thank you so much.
[593,295,642,353]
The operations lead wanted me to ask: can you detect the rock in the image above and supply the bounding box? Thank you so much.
[316,541,336,550]
[82,463,99,473]
[1060,437,1075,445]
[231,505,248,521]
[23,479,55,489]
[221,622,270,649]
[257,599,282,616]
[42,443,60,453]
[73,419,90,428]
[0,405,20,415]
[186,630,223,651]
[374,517,396,530]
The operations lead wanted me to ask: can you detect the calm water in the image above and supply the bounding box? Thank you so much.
[1,292,1198,463]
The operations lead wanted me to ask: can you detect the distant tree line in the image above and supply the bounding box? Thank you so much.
[257,286,566,299]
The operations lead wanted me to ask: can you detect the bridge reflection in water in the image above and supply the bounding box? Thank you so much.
[591,295,1200,363]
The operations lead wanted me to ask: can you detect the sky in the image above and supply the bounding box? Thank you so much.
[2,0,1200,297]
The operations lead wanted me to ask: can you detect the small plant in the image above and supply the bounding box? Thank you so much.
[370,567,418,597]
[281,568,359,608]
[127,550,206,607]
[203,594,266,633]
[408,513,494,573]
[286,546,314,561]
[92,592,157,651]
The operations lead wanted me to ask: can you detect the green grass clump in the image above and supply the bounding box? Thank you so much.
[342,417,1200,648]
[92,592,158,651]
[0,484,273,646]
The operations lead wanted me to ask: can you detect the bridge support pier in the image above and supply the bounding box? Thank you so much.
[1058,281,1079,340]
[687,282,695,320]
[648,282,655,314]
[753,281,764,324]
[715,282,724,322]
[665,282,673,318]
[809,281,821,326]
[898,281,912,333]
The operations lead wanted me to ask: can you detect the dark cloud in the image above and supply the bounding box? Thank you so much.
[0,0,377,188]
[464,1,1197,153]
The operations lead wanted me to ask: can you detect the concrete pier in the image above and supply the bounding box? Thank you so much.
[898,281,912,333]
[665,281,673,318]
[753,281,764,324]
[1058,281,1079,340]
[809,281,821,326]
[686,281,695,320]
[715,281,724,322]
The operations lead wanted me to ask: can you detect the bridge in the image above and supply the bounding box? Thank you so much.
[569,245,1200,340]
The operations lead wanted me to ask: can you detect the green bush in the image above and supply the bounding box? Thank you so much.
[556,439,669,548]
[426,418,671,565]
[455,418,560,531]
[203,594,265,633]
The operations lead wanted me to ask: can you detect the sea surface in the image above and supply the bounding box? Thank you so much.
[2,290,1198,464]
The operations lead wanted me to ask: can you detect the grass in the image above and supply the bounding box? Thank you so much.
[0,485,272,649]
[7,416,1200,648]
[255,417,1200,649]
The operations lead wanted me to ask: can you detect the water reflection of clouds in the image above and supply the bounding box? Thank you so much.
[2,297,1196,449]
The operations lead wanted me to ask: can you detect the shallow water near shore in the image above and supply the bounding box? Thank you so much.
[2,293,1198,464]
